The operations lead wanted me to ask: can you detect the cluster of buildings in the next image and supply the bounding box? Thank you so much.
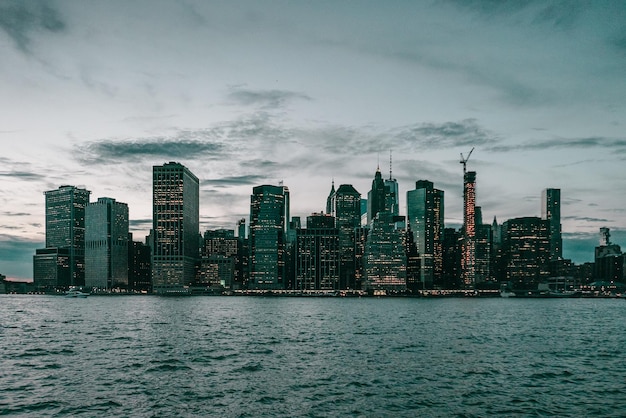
[29,160,624,295]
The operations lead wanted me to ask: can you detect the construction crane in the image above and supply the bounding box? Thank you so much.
[460,147,474,174]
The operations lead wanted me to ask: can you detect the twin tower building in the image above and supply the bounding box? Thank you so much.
[33,160,563,294]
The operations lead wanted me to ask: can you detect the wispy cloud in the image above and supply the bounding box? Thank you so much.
[1,211,31,217]
[488,137,626,153]
[0,171,44,181]
[75,137,226,165]
[393,119,501,150]
[563,216,612,223]
[202,175,267,187]
[227,86,312,109]
[0,0,66,53]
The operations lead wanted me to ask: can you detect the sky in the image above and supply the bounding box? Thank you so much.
[1,0,625,280]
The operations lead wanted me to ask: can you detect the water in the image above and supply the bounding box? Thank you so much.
[1,295,625,417]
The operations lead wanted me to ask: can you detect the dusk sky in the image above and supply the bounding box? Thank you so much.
[1,0,625,280]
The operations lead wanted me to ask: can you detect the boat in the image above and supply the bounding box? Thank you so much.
[65,288,90,298]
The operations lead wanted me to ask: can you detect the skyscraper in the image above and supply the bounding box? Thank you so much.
[43,185,91,287]
[406,180,444,289]
[461,171,477,288]
[152,162,199,293]
[333,184,361,289]
[542,188,562,261]
[363,211,407,293]
[502,216,550,289]
[249,184,290,289]
[367,168,387,224]
[85,197,129,290]
[295,213,339,290]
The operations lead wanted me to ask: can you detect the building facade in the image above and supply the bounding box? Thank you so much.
[43,185,91,287]
[502,217,551,289]
[249,184,290,289]
[332,184,361,289]
[542,188,562,261]
[152,162,200,293]
[461,171,477,288]
[406,180,444,289]
[85,197,129,290]
[294,213,340,290]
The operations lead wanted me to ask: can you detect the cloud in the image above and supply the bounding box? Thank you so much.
[0,171,45,181]
[227,86,312,109]
[0,0,66,53]
[75,137,226,165]
[202,175,267,187]
[1,211,31,217]
[488,137,626,153]
[563,216,612,223]
[393,119,501,150]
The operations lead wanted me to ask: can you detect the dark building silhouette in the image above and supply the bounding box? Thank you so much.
[197,229,238,289]
[542,188,562,261]
[594,228,624,283]
[152,162,200,294]
[294,213,339,290]
[474,206,493,286]
[367,168,387,224]
[128,234,152,292]
[236,218,249,289]
[405,224,422,293]
[442,228,461,289]
[249,184,290,289]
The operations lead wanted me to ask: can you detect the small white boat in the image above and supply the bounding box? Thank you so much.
[65,288,90,298]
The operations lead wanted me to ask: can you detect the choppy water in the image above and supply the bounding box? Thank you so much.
[1,295,625,417]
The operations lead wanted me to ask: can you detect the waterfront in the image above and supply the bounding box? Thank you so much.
[1,296,625,417]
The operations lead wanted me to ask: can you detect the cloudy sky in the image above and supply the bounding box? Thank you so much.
[1,0,625,280]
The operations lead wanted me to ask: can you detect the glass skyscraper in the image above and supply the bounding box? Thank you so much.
[249,184,289,289]
[542,188,562,261]
[85,197,129,290]
[152,162,199,293]
[330,184,361,290]
[406,180,444,289]
[43,185,91,287]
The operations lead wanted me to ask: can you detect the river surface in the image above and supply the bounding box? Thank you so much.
[1,295,625,417]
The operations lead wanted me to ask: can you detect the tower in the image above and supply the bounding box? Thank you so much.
[152,162,200,293]
[542,188,562,261]
[44,185,91,287]
[85,197,129,290]
[333,184,361,289]
[249,184,289,289]
[406,180,444,289]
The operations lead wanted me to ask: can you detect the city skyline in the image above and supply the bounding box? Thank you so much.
[1,1,626,280]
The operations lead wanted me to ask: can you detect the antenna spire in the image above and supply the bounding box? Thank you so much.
[389,150,393,180]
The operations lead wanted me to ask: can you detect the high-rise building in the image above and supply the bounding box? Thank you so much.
[502,217,550,289]
[85,197,129,290]
[128,234,152,293]
[43,185,91,287]
[294,213,339,290]
[442,228,461,289]
[461,171,477,288]
[33,248,71,290]
[197,229,238,289]
[542,188,562,261]
[367,168,387,224]
[152,162,200,293]
[332,184,361,289]
[474,206,492,285]
[406,180,444,289]
[249,184,290,289]
[363,211,407,293]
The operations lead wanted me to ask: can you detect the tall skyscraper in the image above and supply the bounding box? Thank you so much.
[461,171,477,288]
[542,188,562,261]
[295,213,339,290]
[367,168,387,224]
[249,184,290,289]
[363,211,407,293]
[502,216,550,289]
[43,185,91,287]
[332,184,361,289]
[152,162,199,293]
[85,197,129,290]
[406,180,444,289]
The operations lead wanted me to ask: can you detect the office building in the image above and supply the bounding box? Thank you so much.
[461,171,477,288]
[43,185,91,287]
[542,188,562,261]
[128,234,152,293]
[294,213,340,290]
[502,217,550,289]
[406,180,444,289]
[331,184,361,289]
[363,211,407,293]
[85,197,129,290]
[249,184,290,289]
[33,248,71,290]
[152,162,200,293]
